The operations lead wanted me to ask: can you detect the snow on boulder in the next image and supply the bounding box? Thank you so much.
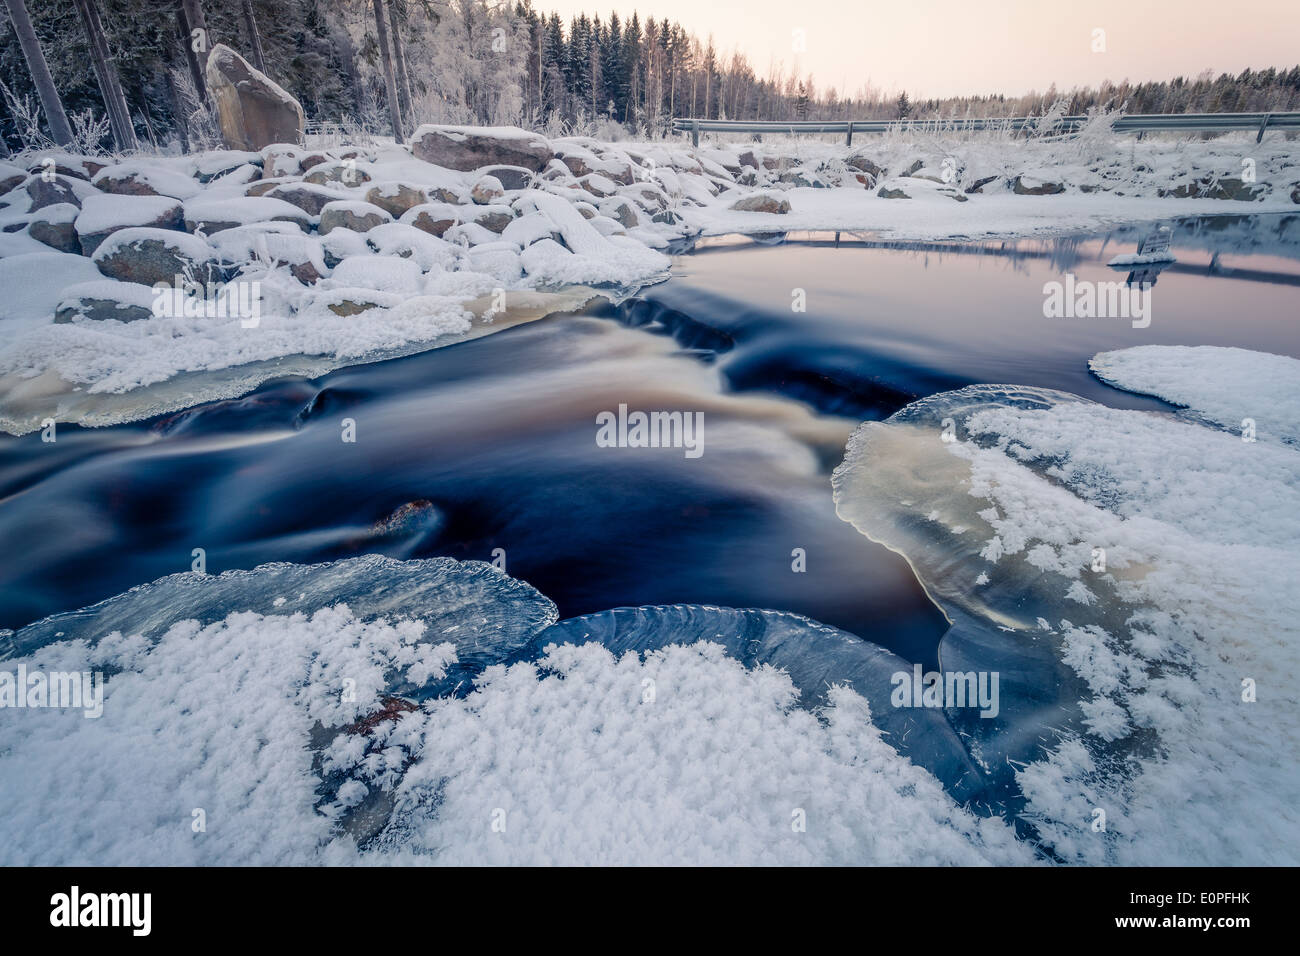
[25,152,107,181]
[93,227,218,287]
[364,181,428,218]
[206,44,305,151]
[0,162,27,195]
[364,222,457,271]
[442,221,499,248]
[92,162,202,200]
[501,212,559,248]
[400,202,460,238]
[0,251,102,323]
[75,194,184,255]
[304,160,373,186]
[470,175,504,205]
[329,255,426,295]
[411,124,553,173]
[264,182,347,217]
[27,203,80,253]
[259,232,329,284]
[466,242,523,284]
[194,150,263,182]
[318,200,392,235]
[24,173,96,211]
[54,279,158,324]
[477,164,533,190]
[466,203,513,234]
[183,195,309,235]
[729,192,791,214]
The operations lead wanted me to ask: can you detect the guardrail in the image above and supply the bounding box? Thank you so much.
[670,112,1300,146]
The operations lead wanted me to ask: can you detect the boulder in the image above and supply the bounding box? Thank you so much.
[27,153,106,181]
[55,279,157,323]
[206,44,304,151]
[28,203,81,253]
[25,174,85,211]
[411,124,553,172]
[878,184,912,199]
[478,164,534,190]
[183,196,310,234]
[304,161,371,187]
[846,155,883,178]
[1012,175,1065,196]
[467,203,514,233]
[73,193,186,256]
[318,200,392,235]
[92,227,218,286]
[92,163,201,200]
[0,162,27,195]
[401,202,460,238]
[365,181,429,217]
[470,175,505,205]
[729,193,791,214]
[265,182,347,217]
[1158,176,1264,201]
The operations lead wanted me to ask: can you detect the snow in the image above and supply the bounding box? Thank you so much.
[183,196,308,229]
[1091,345,1300,444]
[0,252,103,327]
[92,226,214,264]
[0,556,1032,866]
[57,279,158,316]
[76,194,180,236]
[92,161,203,200]
[329,255,425,294]
[3,132,1299,434]
[831,372,1300,865]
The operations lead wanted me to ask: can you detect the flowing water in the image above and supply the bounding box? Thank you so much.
[2,213,1297,676]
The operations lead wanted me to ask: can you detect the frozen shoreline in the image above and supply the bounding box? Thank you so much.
[1,127,1298,433]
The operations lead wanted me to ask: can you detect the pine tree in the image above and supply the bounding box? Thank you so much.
[3,0,74,145]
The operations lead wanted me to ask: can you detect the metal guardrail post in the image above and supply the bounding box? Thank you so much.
[845,121,854,147]
[1257,113,1272,143]
[692,119,699,148]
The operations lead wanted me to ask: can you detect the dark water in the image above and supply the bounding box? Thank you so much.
[2,214,1297,668]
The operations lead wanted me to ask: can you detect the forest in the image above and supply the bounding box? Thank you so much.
[3,0,1300,154]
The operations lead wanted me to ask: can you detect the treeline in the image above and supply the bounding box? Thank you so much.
[3,0,1300,154]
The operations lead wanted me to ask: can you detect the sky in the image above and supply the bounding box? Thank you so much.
[538,0,1300,100]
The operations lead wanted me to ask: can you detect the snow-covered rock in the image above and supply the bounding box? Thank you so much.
[410,124,553,173]
[318,200,392,235]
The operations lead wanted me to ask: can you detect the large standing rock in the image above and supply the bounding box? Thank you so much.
[206,44,305,151]
[411,124,553,172]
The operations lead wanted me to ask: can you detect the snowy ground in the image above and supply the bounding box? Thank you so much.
[1,126,1297,433]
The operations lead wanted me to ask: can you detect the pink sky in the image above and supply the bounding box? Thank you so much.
[541,0,1300,99]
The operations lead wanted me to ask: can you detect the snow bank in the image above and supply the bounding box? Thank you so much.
[831,371,1300,865]
[0,556,1032,866]
[1091,345,1300,445]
